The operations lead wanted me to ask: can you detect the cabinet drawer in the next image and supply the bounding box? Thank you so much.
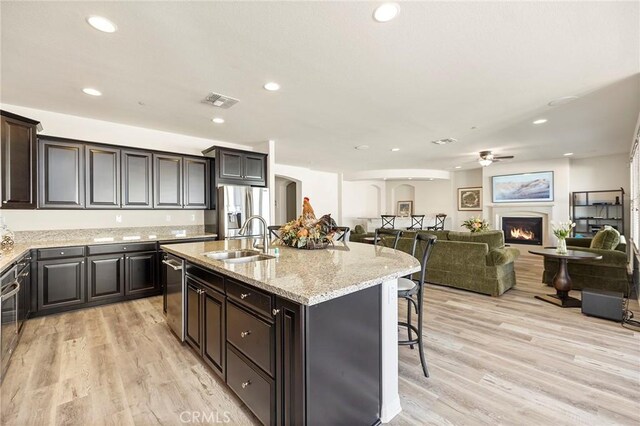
[226,346,275,426]
[38,246,85,260]
[227,302,274,376]
[87,242,156,255]
[226,279,273,318]
[186,262,224,293]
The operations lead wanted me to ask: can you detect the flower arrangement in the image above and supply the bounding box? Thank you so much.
[461,217,490,233]
[277,197,339,249]
[551,220,575,254]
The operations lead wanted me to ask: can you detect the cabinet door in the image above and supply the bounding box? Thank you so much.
[202,286,225,378]
[219,150,243,180]
[243,154,266,184]
[275,297,305,426]
[1,116,37,209]
[185,277,202,351]
[122,150,153,209]
[154,154,183,208]
[125,251,158,295]
[183,157,209,209]
[87,254,125,301]
[86,145,120,208]
[37,258,86,311]
[38,139,85,208]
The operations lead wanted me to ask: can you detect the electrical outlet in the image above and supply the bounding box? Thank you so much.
[166,214,171,222]
[190,214,195,222]
[115,215,122,223]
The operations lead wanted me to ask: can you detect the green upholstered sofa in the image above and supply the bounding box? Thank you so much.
[351,229,520,296]
[542,237,631,295]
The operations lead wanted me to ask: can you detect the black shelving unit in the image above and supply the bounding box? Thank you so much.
[571,188,625,237]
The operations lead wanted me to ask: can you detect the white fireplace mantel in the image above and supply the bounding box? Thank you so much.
[488,204,555,246]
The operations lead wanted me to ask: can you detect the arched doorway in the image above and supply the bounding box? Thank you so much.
[274,175,301,225]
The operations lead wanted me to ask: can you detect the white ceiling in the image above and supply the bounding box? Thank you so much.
[1,1,639,172]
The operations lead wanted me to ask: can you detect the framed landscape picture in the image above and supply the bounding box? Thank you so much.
[458,187,482,211]
[492,171,554,203]
[397,200,413,217]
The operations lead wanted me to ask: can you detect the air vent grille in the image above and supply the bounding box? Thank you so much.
[202,92,239,109]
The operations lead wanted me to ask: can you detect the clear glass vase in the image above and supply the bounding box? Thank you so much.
[556,237,567,255]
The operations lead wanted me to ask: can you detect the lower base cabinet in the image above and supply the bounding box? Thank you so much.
[87,254,125,302]
[125,251,158,295]
[37,257,86,312]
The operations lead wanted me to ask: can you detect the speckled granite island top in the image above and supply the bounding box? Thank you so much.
[161,239,421,306]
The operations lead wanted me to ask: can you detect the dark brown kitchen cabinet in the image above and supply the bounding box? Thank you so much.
[37,257,86,311]
[183,157,209,208]
[125,251,158,295]
[38,138,84,209]
[121,149,153,209]
[0,111,39,209]
[154,154,182,208]
[85,145,120,208]
[87,254,125,302]
[185,275,226,379]
[216,148,267,187]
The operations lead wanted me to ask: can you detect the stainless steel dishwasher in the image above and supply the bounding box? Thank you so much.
[163,254,184,341]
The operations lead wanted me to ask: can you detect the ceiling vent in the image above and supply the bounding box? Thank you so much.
[202,92,239,109]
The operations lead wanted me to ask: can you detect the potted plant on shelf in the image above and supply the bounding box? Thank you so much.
[461,217,490,233]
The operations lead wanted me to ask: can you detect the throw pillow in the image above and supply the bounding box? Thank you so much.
[590,227,620,250]
[354,224,365,234]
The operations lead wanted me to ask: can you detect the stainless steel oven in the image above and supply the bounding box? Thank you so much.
[1,265,18,381]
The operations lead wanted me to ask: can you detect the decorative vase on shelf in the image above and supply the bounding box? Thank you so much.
[556,238,567,255]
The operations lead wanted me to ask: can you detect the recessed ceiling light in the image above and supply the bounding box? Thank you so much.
[86,16,117,33]
[263,82,280,91]
[548,96,579,107]
[355,145,370,150]
[212,117,225,124]
[533,119,548,125]
[563,152,574,156]
[82,88,102,96]
[428,178,434,181]
[431,138,457,145]
[390,148,400,152]
[454,166,462,169]
[373,3,400,22]
[408,177,413,180]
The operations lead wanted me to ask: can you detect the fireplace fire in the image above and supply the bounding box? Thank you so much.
[502,217,543,245]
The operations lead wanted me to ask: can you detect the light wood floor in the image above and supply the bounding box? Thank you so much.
[1,253,639,425]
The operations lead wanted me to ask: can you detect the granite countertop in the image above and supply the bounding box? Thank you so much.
[161,239,421,306]
[0,231,217,272]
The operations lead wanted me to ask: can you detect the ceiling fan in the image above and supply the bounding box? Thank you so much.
[478,150,514,167]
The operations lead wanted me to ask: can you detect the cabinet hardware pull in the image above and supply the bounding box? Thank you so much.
[161,259,183,271]
[240,293,250,299]
[60,251,64,255]
[241,380,251,389]
[272,309,280,316]
[240,330,251,338]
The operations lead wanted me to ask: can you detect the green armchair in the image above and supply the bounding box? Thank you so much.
[542,237,631,295]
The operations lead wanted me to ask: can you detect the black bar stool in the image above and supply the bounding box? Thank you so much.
[397,233,437,377]
[426,214,446,231]
[267,225,282,239]
[381,215,396,229]
[407,215,425,230]
[335,226,350,242]
[373,228,402,249]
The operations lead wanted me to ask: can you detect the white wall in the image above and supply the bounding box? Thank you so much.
[451,169,483,228]
[384,180,452,218]
[272,164,340,222]
[341,180,385,228]
[0,104,253,231]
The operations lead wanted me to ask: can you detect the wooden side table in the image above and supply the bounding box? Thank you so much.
[528,248,603,308]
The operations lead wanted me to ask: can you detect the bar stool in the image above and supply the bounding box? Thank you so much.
[373,228,402,249]
[267,225,282,239]
[335,226,351,242]
[426,214,446,231]
[407,215,425,230]
[397,233,437,377]
[381,215,396,229]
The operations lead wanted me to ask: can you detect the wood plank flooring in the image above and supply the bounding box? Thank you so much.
[1,253,638,425]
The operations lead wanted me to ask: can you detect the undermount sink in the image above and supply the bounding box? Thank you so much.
[203,250,275,263]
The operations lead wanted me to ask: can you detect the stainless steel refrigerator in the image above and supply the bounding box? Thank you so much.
[218,185,270,238]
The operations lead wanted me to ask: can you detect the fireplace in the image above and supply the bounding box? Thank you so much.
[502,217,543,245]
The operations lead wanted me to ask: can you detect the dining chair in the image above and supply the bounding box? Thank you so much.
[397,233,437,377]
[335,226,350,242]
[381,215,396,229]
[373,228,402,249]
[267,225,282,239]
[407,215,425,230]
[426,214,447,231]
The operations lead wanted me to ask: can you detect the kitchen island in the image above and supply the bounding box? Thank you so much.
[161,239,420,426]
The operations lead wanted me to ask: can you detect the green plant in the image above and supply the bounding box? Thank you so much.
[552,220,576,238]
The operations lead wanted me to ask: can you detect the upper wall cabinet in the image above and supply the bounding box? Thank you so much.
[39,138,85,209]
[122,150,153,209]
[154,154,183,209]
[184,157,209,209]
[86,145,120,208]
[0,111,39,209]
[216,148,267,187]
